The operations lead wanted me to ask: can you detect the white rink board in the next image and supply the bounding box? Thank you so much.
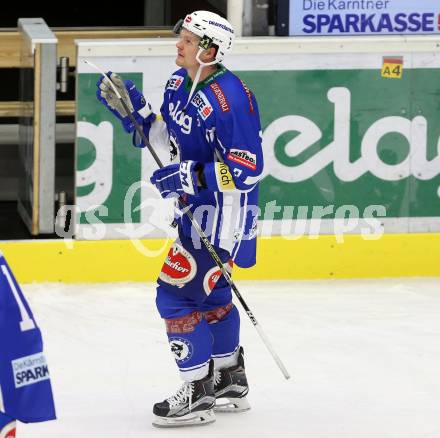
[18,278,440,438]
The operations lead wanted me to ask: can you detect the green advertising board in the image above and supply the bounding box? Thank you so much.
[76,73,142,225]
[75,40,440,238]
[239,68,440,220]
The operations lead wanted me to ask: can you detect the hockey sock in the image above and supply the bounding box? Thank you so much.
[165,312,213,381]
[206,304,240,369]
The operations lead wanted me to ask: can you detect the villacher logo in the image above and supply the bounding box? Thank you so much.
[159,242,197,286]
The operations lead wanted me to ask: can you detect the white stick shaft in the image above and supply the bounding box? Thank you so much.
[83,59,122,99]
[255,323,291,379]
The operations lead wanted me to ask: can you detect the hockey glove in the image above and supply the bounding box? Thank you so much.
[150,161,200,198]
[96,72,154,133]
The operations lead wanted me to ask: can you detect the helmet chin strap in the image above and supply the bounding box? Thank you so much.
[185,47,218,108]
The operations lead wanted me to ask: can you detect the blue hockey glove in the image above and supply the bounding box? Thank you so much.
[150,161,200,198]
[96,72,154,133]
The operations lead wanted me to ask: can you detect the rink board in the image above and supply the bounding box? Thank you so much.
[1,233,439,283]
[74,36,440,241]
[7,36,439,283]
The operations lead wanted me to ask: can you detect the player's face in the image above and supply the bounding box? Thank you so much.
[175,29,200,70]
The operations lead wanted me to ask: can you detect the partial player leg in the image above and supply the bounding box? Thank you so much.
[152,359,215,428]
[203,285,251,413]
[0,254,56,430]
[213,346,250,412]
[153,233,241,424]
[153,285,216,427]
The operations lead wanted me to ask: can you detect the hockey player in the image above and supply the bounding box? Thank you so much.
[0,251,56,437]
[97,10,263,427]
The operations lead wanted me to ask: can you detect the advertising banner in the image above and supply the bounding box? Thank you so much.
[282,0,440,36]
[247,68,440,228]
[75,39,440,240]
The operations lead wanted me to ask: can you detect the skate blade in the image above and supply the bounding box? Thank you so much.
[215,397,251,413]
[152,409,216,428]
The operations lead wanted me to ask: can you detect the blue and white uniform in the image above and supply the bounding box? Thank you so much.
[136,65,263,381]
[0,252,56,431]
[139,65,263,267]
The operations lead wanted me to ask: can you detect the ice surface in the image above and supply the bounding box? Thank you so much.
[17,278,440,438]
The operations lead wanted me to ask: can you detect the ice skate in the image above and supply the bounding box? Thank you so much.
[214,346,251,413]
[152,361,216,427]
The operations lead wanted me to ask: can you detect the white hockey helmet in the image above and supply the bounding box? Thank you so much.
[174,10,235,64]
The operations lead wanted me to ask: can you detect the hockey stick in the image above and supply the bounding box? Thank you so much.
[85,60,291,380]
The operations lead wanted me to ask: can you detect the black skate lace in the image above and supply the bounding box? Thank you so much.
[167,382,195,410]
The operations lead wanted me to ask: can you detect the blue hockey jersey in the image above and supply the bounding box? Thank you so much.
[139,65,263,268]
[0,252,56,423]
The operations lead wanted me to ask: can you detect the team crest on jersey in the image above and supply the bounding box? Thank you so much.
[159,242,197,286]
[166,74,184,91]
[210,82,230,112]
[203,260,233,294]
[169,337,194,363]
[169,130,181,162]
[191,91,213,120]
[227,149,257,170]
[12,352,50,388]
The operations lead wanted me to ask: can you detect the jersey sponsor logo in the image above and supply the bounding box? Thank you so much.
[169,100,192,134]
[166,75,184,91]
[215,162,236,191]
[203,260,233,295]
[12,352,51,388]
[169,337,194,363]
[0,421,16,438]
[159,242,197,286]
[227,149,257,170]
[240,79,254,113]
[210,82,230,112]
[191,91,213,120]
[208,20,234,34]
